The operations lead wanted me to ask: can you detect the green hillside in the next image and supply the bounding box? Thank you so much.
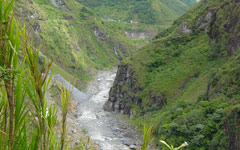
[13,0,197,89]
[14,0,145,89]
[105,0,240,149]
[78,0,197,26]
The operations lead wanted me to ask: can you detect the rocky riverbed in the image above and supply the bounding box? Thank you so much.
[52,70,141,149]
[75,70,140,150]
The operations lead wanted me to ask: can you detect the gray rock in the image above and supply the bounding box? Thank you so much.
[199,10,216,33]
[71,129,77,134]
[33,24,40,33]
[130,110,136,119]
[178,22,192,34]
[74,140,80,145]
[130,145,137,149]
[121,138,136,146]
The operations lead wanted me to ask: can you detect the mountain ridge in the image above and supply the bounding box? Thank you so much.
[104,0,240,149]
[13,0,197,89]
[78,0,197,26]
[14,0,141,88]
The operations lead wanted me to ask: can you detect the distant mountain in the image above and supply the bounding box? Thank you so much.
[13,0,197,89]
[78,0,197,25]
[104,0,240,149]
[14,0,144,89]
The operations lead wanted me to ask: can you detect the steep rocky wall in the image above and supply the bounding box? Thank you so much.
[104,63,138,117]
[104,63,166,118]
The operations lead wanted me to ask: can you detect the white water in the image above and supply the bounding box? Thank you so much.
[77,71,138,150]
[53,71,138,150]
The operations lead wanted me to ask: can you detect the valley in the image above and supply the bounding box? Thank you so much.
[14,0,148,89]
[13,0,200,149]
[3,0,240,150]
[50,71,139,150]
[13,0,197,90]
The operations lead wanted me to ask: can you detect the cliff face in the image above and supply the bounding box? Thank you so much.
[104,63,167,118]
[104,64,134,114]
[104,0,240,149]
[104,64,141,118]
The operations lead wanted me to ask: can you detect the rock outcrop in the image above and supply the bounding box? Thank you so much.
[178,22,192,34]
[104,63,139,117]
[49,0,71,11]
[104,63,166,118]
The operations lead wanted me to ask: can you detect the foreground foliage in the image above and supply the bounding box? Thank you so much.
[0,1,92,149]
[140,126,154,150]
[160,140,188,150]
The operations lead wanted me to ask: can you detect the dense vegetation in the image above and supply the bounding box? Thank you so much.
[13,0,147,89]
[0,1,68,149]
[107,0,240,149]
[0,1,98,149]
[78,0,197,26]
[3,0,240,149]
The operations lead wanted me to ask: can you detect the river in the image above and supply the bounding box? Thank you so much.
[53,70,139,150]
[77,70,139,150]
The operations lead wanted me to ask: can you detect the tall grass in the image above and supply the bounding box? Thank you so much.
[0,0,22,149]
[57,83,72,150]
[23,26,56,150]
[139,126,154,150]
[0,0,72,149]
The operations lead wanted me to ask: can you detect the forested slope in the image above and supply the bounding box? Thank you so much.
[13,0,197,89]
[104,0,240,149]
[14,0,142,88]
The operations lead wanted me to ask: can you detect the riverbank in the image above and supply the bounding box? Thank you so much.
[77,70,140,150]
[48,70,141,149]
[46,74,99,149]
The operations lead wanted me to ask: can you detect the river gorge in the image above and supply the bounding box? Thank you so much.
[53,71,139,150]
